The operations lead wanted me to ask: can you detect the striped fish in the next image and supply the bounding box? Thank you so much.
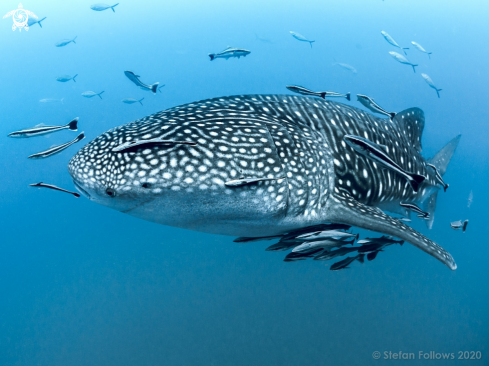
[29,132,85,159]
[8,118,78,138]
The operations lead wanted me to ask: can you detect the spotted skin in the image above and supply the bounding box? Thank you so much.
[69,94,456,269]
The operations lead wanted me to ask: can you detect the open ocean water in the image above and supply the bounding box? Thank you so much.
[0,0,488,365]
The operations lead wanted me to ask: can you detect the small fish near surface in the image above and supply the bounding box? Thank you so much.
[39,98,64,103]
[90,3,119,12]
[426,163,448,191]
[28,132,85,159]
[82,91,104,99]
[344,134,426,192]
[381,31,409,55]
[56,74,78,83]
[421,73,442,98]
[286,85,350,101]
[412,41,432,59]
[332,62,357,74]
[290,31,315,47]
[56,36,77,47]
[357,94,396,119]
[389,52,418,73]
[208,47,251,61]
[27,16,46,28]
[124,71,159,94]
[400,202,429,219]
[450,220,469,233]
[8,117,78,138]
[122,98,145,106]
[330,254,365,271]
[30,182,80,198]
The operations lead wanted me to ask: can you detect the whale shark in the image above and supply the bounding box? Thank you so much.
[68,94,460,270]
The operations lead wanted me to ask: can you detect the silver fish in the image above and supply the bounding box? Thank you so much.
[467,191,473,208]
[68,94,461,270]
[55,36,77,47]
[90,3,119,12]
[29,132,85,159]
[344,134,426,192]
[381,31,409,55]
[30,182,80,198]
[8,117,78,138]
[297,230,358,241]
[421,74,442,98]
[286,85,350,101]
[332,62,357,74]
[389,52,418,73]
[411,41,432,59]
[56,74,78,83]
[400,202,429,218]
[39,98,64,103]
[122,98,145,106]
[450,220,469,233]
[208,47,251,61]
[27,16,46,28]
[82,91,104,99]
[292,238,355,253]
[426,163,448,191]
[357,236,404,246]
[357,94,396,119]
[289,31,314,47]
[124,71,159,93]
[330,254,365,271]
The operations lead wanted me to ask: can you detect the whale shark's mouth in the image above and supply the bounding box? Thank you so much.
[73,179,90,199]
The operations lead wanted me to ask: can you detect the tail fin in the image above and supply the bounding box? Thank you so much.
[345,92,351,101]
[408,173,426,192]
[389,112,397,119]
[209,54,215,61]
[72,74,78,82]
[151,82,159,94]
[428,135,461,176]
[357,254,365,264]
[319,92,326,99]
[138,97,144,106]
[75,132,85,142]
[38,17,46,27]
[412,64,418,73]
[367,251,380,261]
[309,41,315,48]
[402,47,409,55]
[462,220,469,233]
[67,117,78,131]
[111,3,119,12]
[72,36,77,44]
[436,88,442,98]
[428,52,432,59]
[97,91,104,99]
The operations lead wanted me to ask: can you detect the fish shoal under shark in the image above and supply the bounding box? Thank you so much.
[68,94,461,270]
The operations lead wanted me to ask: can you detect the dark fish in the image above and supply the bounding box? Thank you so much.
[357,94,396,119]
[426,163,448,191]
[298,230,358,241]
[30,182,80,198]
[286,85,350,101]
[344,134,426,192]
[284,248,323,262]
[400,202,429,218]
[28,132,85,159]
[234,235,283,243]
[314,246,362,261]
[124,71,159,93]
[367,250,382,261]
[265,242,298,252]
[280,224,351,242]
[8,118,78,138]
[330,254,365,271]
[225,177,285,187]
[389,52,418,73]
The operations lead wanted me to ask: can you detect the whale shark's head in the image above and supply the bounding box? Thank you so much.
[68,96,332,236]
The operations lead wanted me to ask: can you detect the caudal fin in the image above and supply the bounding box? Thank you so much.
[151,83,159,94]
[38,17,46,27]
[72,74,78,82]
[309,41,315,48]
[356,253,365,264]
[209,54,215,61]
[67,117,78,131]
[111,3,119,12]
[412,64,418,73]
[402,47,409,55]
[138,97,144,106]
[72,36,77,44]
[97,91,104,99]
[428,52,432,59]
[389,112,397,119]
[345,92,351,101]
[408,173,426,192]
[436,88,442,98]
[320,92,326,99]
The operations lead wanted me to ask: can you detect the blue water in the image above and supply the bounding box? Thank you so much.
[0,0,487,365]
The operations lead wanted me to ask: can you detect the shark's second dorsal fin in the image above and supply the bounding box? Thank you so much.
[393,107,425,152]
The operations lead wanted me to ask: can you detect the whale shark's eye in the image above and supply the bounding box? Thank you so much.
[141,183,151,189]
[105,188,116,197]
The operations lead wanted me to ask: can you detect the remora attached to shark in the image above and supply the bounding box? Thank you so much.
[68,94,460,270]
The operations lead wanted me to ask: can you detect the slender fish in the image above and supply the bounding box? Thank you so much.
[124,71,159,93]
[357,94,396,119]
[208,47,251,61]
[426,163,448,191]
[289,31,315,47]
[389,52,418,73]
[400,202,429,218]
[56,74,78,83]
[286,85,350,100]
[292,238,355,253]
[332,62,357,74]
[8,118,78,138]
[381,31,409,55]
[82,91,104,99]
[330,254,365,271]
[411,41,432,58]
[122,98,145,106]
[344,134,426,192]
[90,3,119,12]
[30,182,80,198]
[28,132,85,159]
[56,36,77,47]
[421,74,442,98]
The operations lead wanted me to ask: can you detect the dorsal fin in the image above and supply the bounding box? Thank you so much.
[393,107,425,152]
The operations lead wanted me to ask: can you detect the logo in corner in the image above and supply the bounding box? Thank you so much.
[3,3,37,32]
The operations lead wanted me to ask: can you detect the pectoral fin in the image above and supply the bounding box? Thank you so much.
[324,192,456,270]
